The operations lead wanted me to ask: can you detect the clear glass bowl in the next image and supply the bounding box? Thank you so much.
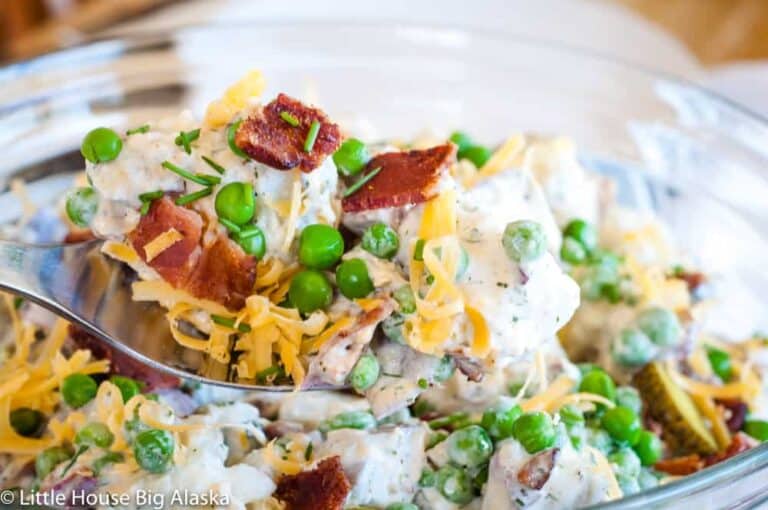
[2,23,768,508]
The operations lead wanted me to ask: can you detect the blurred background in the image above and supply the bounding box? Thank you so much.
[1,0,768,115]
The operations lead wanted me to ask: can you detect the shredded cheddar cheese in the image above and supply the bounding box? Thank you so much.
[521,375,576,412]
[469,134,526,186]
[142,228,183,262]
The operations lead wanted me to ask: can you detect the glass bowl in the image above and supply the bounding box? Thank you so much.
[1,22,768,509]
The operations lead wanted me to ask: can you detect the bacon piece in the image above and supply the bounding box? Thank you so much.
[341,143,456,213]
[128,197,256,309]
[654,454,703,475]
[69,325,181,390]
[184,234,257,310]
[128,196,203,288]
[517,448,559,490]
[274,456,351,510]
[704,432,755,467]
[235,93,341,172]
[450,353,484,382]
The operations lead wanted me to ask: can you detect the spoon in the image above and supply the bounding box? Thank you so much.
[0,239,294,391]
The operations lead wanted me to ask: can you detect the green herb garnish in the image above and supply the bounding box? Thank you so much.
[342,166,381,198]
[201,155,226,174]
[175,187,213,206]
[174,128,201,154]
[126,124,150,136]
[211,314,252,333]
[303,120,321,153]
[280,111,300,127]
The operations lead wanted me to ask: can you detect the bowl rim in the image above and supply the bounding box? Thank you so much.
[2,20,768,508]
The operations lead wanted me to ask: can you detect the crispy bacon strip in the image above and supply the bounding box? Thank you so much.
[654,454,704,475]
[69,325,181,390]
[517,448,559,490]
[341,143,456,213]
[128,197,256,309]
[274,456,351,510]
[235,93,342,172]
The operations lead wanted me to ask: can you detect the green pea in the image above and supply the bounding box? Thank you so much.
[585,427,613,454]
[706,346,733,382]
[393,285,416,314]
[361,222,400,259]
[289,270,332,314]
[386,504,419,510]
[333,138,370,177]
[349,354,380,392]
[449,131,473,154]
[215,181,255,225]
[633,430,662,466]
[92,452,124,476]
[615,386,643,416]
[577,363,603,377]
[512,411,556,454]
[109,375,142,404]
[558,404,584,427]
[61,373,98,409]
[636,307,681,347]
[10,407,45,437]
[35,446,72,478]
[461,145,492,168]
[744,420,768,441]
[65,187,99,228]
[612,328,658,367]
[134,428,175,473]
[81,127,122,164]
[563,219,598,254]
[502,220,546,263]
[227,119,250,159]
[298,224,344,269]
[336,258,374,299]
[481,404,522,440]
[235,225,267,258]
[381,313,406,344]
[433,355,455,383]
[579,250,623,302]
[419,468,436,487]
[473,464,489,492]
[560,236,587,265]
[601,406,641,446]
[75,422,115,448]
[319,411,376,432]
[608,447,641,479]
[445,425,493,467]
[579,370,616,402]
[436,464,474,505]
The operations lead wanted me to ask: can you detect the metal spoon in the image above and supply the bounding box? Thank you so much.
[0,239,294,391]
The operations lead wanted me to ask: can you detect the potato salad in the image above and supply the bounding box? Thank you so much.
[1,70,767,510]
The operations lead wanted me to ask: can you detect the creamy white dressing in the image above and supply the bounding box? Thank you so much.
[277,391,370,427]
[318,425,427,507]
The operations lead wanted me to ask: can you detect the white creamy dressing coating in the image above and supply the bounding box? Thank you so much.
[318,425,427,507]
[277,391,370,428]
[395,168,579,360]
[98,402,274,510]
[87,111,338,258]
[482,440,617,510]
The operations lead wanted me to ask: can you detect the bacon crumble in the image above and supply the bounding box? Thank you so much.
[517,448,559,490]
[234,93,342,172]
[274,456,351,510]
[128,197,256,309]
[341,143,456,213]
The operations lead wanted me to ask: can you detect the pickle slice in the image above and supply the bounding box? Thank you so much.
[633,362,718,455]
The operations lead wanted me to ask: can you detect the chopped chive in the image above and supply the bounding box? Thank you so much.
[238,228,262,240]
[211,314,252,333]
[219,217,241,234]
[413,239,425,261]
[139,201,151,216]
[174,128,201,154]
[304,120,321,153]
[162,161,217,186]
[280,111,300,127]
[13,297,23,309]
[342,166,381,198]
[175,187,212,206]
[195,173,221,186]
[201,155,226,174]
[304,441,313,461]
[228,120,250,159]
[138,190,164,202]
[255,365,284,384]
[126,124,150,136]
